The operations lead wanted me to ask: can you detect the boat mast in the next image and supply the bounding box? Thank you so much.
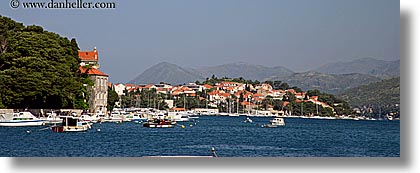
[379,103,381,119]
[237,98,239,114]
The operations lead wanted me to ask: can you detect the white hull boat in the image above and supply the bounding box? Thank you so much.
[0,120,44,127]
[0,112,45,127]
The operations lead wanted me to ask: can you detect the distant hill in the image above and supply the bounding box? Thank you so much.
[196,62,294,81]
[129,62,294,85]
[129,61,389,93]
[313,57,400,78]
[338,77,400,106]
[266,71,382,94]
[128,62,204,85]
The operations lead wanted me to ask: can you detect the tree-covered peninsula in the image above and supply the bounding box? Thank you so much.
[0,15,91,109]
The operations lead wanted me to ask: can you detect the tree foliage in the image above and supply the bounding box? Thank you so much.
[0,15,90,109]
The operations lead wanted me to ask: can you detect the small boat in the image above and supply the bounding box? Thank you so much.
[228,113,240,117]
[104,112,123,123]
[263,117,285,128]
[80,114,98,123]
[143,119,175,128]
[188,116,199,120]
[176,115,190,122]
[51,116,91,132]
[244,117,253,123]
[0,112,45,127]
[132,114,148,123]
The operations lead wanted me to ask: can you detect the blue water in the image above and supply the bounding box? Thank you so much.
[0,116,400,157]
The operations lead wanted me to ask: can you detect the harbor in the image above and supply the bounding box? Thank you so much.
[0,116,399,157]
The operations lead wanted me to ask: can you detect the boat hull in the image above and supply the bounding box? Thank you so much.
[0,120,45,127]
[52,126,89,132]
[143,123,174,128]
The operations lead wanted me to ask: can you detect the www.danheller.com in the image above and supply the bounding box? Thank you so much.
[10,0,116,9]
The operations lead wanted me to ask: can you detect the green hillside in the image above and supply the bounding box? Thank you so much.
[339,77,400,106]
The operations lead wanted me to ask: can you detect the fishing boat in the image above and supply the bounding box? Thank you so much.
[0,112,45,127]
[51,116,91,132]
[263,117,285,128]
[143,118,175,128]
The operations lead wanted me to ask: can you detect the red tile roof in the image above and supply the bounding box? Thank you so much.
[78,51,98,61]
[79,66,108,77]
[172,108,186,111]
[203,84,213,89]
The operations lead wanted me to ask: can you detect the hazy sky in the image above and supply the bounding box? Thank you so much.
[1,0,399,83]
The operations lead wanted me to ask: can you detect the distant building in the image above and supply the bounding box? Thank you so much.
[79,47,108,115]
[79,47,100,69]
[114,83,126,96]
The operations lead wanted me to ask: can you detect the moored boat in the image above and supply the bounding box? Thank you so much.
[143,118,175,128]
[51,116,91,132]
[0,112,45,127]
[244,117,253,123]
[263,117,285,128]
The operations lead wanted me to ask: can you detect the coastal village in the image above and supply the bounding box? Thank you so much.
[78,47,336,117]
[0,45,396,128]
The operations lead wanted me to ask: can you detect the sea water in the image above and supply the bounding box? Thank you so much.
[0,116,400,157]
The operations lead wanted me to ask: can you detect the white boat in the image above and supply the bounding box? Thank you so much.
[244,117,253,123]
[168,111,191,122]
[177,115,190,122]
[132,114,148,123]
[218,112,229,116]
[80,114,99,123]
[263,117,285,127]
[104,111,123,122]
[51,116,91,132]
[0,112,45,127]
[228,113,240,117]
[40,112,62,124]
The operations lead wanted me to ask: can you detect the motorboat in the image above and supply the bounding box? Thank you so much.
[0,112,45,127]
[80,114,97,123]
[228,113,240,117]
[177,115,190,122]
[244,117,253,123]
[104,111,123,122]
[132,114,148,123]
[263,117,285,128]
[143,118,175,128]
[41,112,62,124]
[168,111,191,122]
[51,116,91,132]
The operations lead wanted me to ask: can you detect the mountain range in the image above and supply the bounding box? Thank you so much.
[312,57,400,78]
[128,62,293,85]
[266,72,381,94]
[128,58,400,94]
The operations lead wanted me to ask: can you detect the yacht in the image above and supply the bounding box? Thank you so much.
[0,112,45,127]
[263,117,285,128]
